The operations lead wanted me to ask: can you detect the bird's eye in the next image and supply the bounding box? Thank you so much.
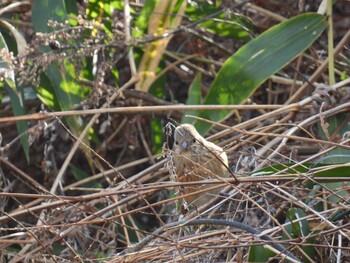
[192,139,196,143]
[175,141,178,145]
[181,141,189,149]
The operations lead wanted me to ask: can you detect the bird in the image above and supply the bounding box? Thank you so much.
[171,123,229,207]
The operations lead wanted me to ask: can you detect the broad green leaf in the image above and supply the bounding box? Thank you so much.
[316,113,350,203]
[64,0,78,15]
[0,32,14,81]
[196,13,327,134]
[0,20,27,54]
[37,73,61,110]
[31,0,93,168]
[0,32,7,49]
[0,32,29,161]
[248,244,274,262]
[283,208,316,262]
[182,73,202,124]
[312,164,350,178]
[45,62,83,111]
[4,79,29,162]
[64,0,78,26]
[186,2,253,40]
[200,14,253,40]
[31,1,85,111]
[284,208,308,238]
[43,62,87,159]
[32,0,68,33]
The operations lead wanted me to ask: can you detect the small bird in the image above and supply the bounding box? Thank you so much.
[172,124,229,207]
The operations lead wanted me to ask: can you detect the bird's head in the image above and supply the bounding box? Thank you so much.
[173,124,200,152]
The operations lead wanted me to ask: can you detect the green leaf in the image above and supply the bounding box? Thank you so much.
[312,164,350,178]
[133,0,158,38]
[253,162,350,178]
[4,79,29,162]
[135,0,186,92]
[37,73,61,110]
[284,208,308,238]
[87,0,125,19]
[0,19,27,54]
[64,0,78,26]
[134,0,186,38]
[70,164,102,188]
[43,62,87,145]
[0,32,29,161]
[0,32,14,81]
[64,0,78,15]
[251,162,309,176]
[0,31,6,49]
[149,70,167,154]
[200,14,253,39]
[283,208,316,262]
[86,0,123,36]
[32,0,68,33]
[316,113,350,203]
[45,62,83,111]
[31,0,86,112]
[186,2,253,40]
[182,73,202,124]
[151,118,163,154]
[196,13,327,134]
[248,244,274,262]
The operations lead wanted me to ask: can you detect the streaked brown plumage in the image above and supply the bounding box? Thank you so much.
[172,124,228,207]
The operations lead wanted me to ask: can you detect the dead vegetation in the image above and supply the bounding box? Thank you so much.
[0,1,350,262]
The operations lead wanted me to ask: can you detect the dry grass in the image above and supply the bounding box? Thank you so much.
[2,88,350,262]
[1,1,350,263]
